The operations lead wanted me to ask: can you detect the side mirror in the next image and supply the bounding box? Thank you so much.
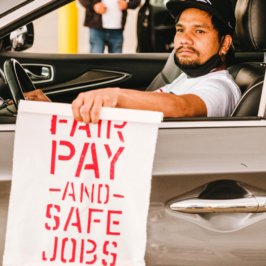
[0,22,34,51]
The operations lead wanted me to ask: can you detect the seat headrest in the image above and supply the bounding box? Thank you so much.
[236,0,266,52]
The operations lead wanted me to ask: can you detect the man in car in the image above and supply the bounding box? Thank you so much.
[25,0,241,124]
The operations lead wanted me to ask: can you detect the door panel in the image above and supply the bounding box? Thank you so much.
[0,51,264,104]
[0,124,266,265]
[0,52,169,103]
[43,70,127,94]
[145,125,266,266]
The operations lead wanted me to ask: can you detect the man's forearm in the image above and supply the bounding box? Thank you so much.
[115,88,207,117]
[71,87,207,124]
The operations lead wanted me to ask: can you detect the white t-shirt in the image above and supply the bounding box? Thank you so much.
[101,0,122,29]
[155,70,241,117]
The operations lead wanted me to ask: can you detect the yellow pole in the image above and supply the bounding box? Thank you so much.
[58,1,78,54]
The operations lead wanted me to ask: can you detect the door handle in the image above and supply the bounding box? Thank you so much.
[170,196,266,214]
[22,64,54,84]
[24,67,50,81]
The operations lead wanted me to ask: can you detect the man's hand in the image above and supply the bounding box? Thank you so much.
[94,2,107,14]
[8,89,51,105]
[72,88,120,124]
[24,89,52,102]
[118,0,128,10]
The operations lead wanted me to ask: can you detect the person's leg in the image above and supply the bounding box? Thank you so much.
[106,29,123,53]
[89,28,105,53]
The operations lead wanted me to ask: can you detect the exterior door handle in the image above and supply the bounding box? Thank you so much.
[170,196,266,214]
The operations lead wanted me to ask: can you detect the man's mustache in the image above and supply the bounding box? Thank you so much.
[175,46,200,56]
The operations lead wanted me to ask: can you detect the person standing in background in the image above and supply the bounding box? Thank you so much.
[79,0,140,53]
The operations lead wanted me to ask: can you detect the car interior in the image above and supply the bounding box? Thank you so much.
[147,0,266,122]
[0,0,265,124]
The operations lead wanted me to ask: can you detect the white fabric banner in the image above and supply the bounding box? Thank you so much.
[3,101,162,266]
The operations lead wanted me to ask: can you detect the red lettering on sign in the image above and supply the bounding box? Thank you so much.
[69,238,77,262]
[50,237,58,261]
[70,120,91,137]
[72,208,82,233]
[45,204,60,231]
[62,182,76,202]
[62,182,69,200]
[87,209,103,234]
[64,207,74,232]
[58,141,75,161]
[42,237,119,264]
[104,145,112,158]
[114,122,127,142]
[42,236,58,261]
[42,251,47,261]
[97,184,103,204]
[61,238,76,263]
[102,241,117,266]
[80,183,90,203]
[80,239,85,263]
[107,210,122,236]
[50,115,57,135]
[107,120,111,139]
[75,143,100,178]
[91,184,94,203]
[70,120,78,137]
[61,238,68,263]
[114,122,127,129]
[79,124,91,138]
[64,207,82,233]
[97,120,102,138]
[50,140,56,175]
[110,147,124,180]
[104,145,125,180]
[84,143,100,178]
[104,185,109,204]
[49,188,61,192]
[50,141,75,175]
[75,143,89,177]
[113,194,124,198]
[85,239,97,264]
[117,132,124,143]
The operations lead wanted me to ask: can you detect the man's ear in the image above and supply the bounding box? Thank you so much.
[219,35,232,56]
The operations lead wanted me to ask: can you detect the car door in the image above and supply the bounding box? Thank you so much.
[147,118,266,266]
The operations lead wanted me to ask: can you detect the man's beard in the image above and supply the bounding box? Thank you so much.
[174,46,201,69]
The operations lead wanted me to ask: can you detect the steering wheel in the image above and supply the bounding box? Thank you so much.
[4,58,36,110]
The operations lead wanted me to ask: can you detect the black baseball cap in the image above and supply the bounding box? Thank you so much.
[166,0,236,36]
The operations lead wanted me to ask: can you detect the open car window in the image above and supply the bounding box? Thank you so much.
[0,0,265,124]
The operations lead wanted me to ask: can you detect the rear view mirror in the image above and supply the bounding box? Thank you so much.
[0,22,34,51]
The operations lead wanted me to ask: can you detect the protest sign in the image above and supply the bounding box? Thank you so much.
[3,101,162,266]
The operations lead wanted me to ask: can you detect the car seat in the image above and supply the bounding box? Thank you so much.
[146,0,266,118]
